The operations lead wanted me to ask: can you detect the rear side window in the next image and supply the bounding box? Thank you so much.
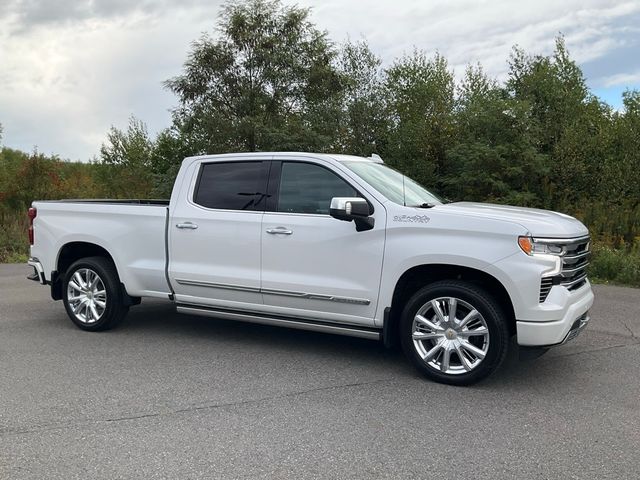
[277,162,357,214]
[194,161,268,211]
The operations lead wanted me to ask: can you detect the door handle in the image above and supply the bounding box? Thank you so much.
[176,222,198,230]
[266,227,293,235]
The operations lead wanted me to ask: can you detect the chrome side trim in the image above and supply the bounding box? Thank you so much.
[260,288,370,305]
[175,278,261,293]
[176,304,381,340]
[174,278,371,305]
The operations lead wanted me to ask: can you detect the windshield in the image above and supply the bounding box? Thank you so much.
[342,161,442,207]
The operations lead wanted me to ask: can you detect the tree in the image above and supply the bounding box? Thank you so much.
[442,65,548,205]
[149,127,192,199]
[381,51,455,189]
[334,39,386,156]
[165,0,345,154]
[98,117,154,198]
[506,36,598,208]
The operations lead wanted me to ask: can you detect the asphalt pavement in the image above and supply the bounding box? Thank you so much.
[1,263,639,479]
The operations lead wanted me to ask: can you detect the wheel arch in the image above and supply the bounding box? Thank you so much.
[50,241,136,305]
[383,263,516,348]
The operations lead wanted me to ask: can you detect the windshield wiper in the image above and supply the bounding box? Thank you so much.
[414,202,437,208]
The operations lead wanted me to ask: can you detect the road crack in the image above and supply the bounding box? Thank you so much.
[0,377,395,437]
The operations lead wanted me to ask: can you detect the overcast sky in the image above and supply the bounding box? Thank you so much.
[1,0,639,161]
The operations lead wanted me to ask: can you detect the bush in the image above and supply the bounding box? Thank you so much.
[589,243,640,287]
[0,211,29,263]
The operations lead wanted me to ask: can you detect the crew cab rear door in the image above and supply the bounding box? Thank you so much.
[260,157,386,326]
[168,158,270,309]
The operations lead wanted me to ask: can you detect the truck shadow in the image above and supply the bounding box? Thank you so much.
[120,300,585,389]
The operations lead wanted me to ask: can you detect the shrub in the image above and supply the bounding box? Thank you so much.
[589,243,640,287]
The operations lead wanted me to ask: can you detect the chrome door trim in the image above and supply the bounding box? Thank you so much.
[175,278,261,293]
[176,304,380,340]
[260,288,370,305]
[174,278,371,305]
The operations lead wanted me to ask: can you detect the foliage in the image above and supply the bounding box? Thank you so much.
[589,244,640,287]
[441,65,548,205]
[1,1,639,286]
[0,212,29,263]
[382,51,456,187]
[99,117,155,198]
[333,40,386,156]
[164,0,344,155]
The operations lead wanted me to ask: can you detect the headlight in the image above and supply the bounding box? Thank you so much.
[518,236,564,256]
[518,236,564,277]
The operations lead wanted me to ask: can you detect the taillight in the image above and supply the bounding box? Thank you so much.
[28,207,37,246]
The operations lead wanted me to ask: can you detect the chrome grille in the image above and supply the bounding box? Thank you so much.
[537,236,590,303]
[560,237,590,290]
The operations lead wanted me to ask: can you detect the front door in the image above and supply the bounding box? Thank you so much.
[169,159,269,309]
[260,159,386,326]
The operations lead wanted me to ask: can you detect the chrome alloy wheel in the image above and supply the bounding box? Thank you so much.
[412,297,490,375]
[66,268,107,324]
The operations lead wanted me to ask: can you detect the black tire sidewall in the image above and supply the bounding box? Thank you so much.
[62,257,126,331]
[400,281,509,385]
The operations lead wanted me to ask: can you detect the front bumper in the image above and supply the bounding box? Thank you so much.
[27,257,46,284]
[516,284,594,346]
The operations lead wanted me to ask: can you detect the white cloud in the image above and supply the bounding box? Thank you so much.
[600,70,640,87]
[0,0,639,160]
[0,2,223,159]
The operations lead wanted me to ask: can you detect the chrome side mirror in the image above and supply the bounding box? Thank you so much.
[329,197,374,231]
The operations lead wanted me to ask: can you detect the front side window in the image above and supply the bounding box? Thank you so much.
[194,161,267,210]
[277,162,357,214]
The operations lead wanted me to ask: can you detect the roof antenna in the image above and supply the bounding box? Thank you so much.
[402,172,406,207]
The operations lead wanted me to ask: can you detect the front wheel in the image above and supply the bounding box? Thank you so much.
[62,256,128,331]
[400,280,510,385]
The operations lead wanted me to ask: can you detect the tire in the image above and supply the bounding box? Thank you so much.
[62,256,128,331]
[400,280,509,386]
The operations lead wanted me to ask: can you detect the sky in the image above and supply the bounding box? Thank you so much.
[1,0,639,161]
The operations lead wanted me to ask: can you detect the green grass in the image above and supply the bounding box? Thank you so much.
[589,244,640,287]
[0,212,29,263]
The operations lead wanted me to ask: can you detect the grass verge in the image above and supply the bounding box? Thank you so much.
[589,244,640,287]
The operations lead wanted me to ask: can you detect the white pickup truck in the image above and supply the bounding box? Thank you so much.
[27,152,594,384]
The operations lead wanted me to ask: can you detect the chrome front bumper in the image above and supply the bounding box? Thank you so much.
[27,257,46,284]
[560,312,590,345]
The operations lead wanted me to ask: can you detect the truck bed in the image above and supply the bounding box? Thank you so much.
[31,200,171,298]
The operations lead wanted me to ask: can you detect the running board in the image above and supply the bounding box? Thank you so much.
[175,304,381,341]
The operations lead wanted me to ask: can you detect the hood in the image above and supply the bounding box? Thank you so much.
[437,202,588,238]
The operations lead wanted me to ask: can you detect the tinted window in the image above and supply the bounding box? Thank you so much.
[194,162,267,210]
[278,162,357,214]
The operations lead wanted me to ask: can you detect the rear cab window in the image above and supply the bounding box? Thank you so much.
[193,161,269,211]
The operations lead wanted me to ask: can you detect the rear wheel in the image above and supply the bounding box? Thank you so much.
[62,256,128,331]
[400,280,509,385]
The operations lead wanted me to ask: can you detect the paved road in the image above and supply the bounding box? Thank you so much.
[1,263,639,479]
